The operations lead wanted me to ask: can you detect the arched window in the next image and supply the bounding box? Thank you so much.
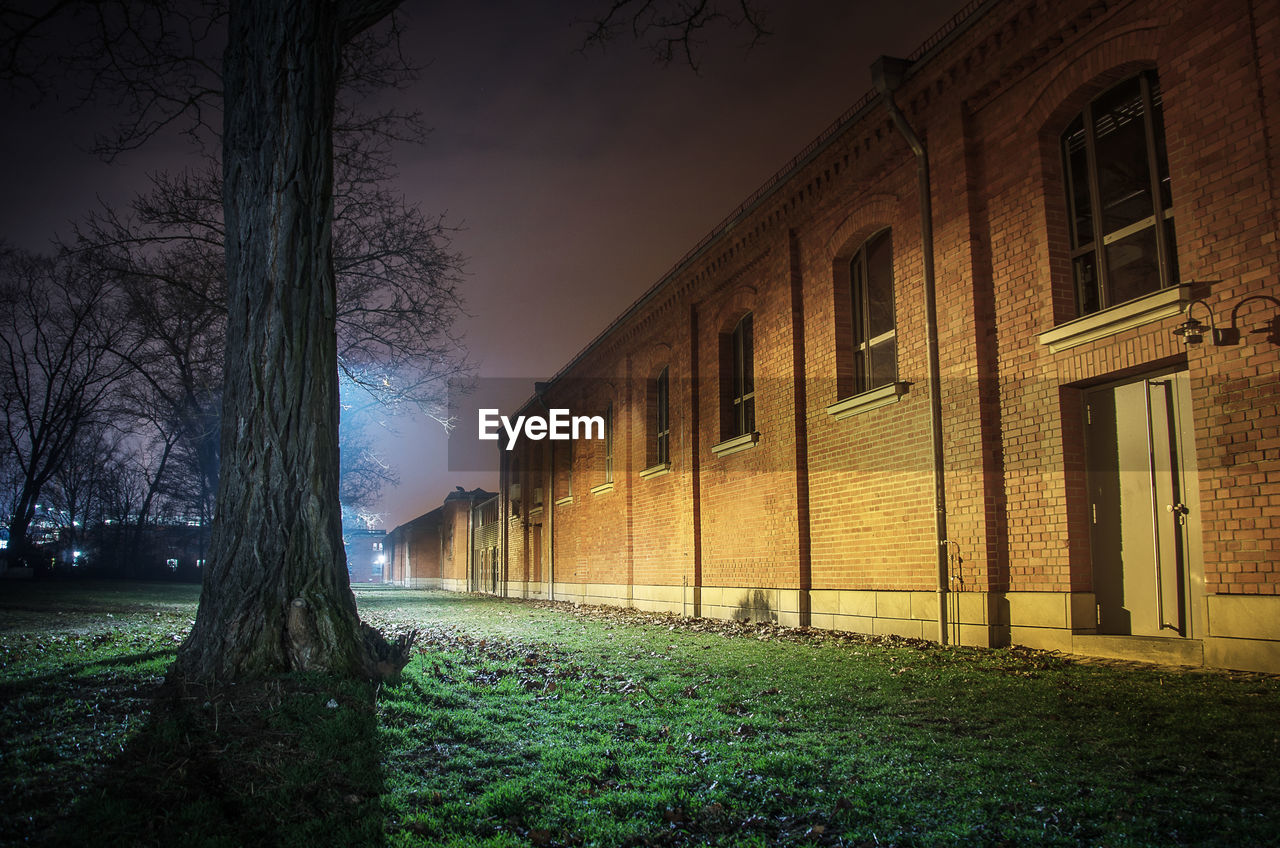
[1062,70,1177,315]
[652,366,670,466]
[725,313,755,439]
[850,228,895,394]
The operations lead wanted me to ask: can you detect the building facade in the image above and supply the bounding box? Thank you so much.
[385,488,494,590]
[409,0,1280,672]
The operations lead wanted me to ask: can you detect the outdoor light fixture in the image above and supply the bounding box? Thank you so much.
[1229,294,1280,346]
[1173,293,1280,347]
[1172,315,1207,345]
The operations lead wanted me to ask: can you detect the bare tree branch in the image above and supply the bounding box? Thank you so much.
[578,0,770,71]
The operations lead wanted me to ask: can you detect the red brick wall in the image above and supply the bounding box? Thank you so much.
[482,0,1278,620]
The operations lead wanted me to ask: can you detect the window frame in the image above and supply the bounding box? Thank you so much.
[603,401,613,484]
[1061,69,1177,316]
[654,366,670,466]
[849,228,897,396]
[728,313,755,440]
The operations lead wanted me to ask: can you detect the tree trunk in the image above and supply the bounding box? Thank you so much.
[176,0,391,680]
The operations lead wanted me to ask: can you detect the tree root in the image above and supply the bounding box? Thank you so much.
[360,622,417,681]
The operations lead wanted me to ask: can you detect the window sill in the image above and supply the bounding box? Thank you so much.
[825,381,911,420]
[1038,283,1190,353]
[554,495,573,507]
[590,481,614,495]
[529,506,543,518]
[711,431,760,457]
[639,462,671,479]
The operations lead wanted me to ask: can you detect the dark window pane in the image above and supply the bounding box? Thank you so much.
[658,374,668,429]
[742,396,755,435]
[727,314,754,438]
[865,230,894,339]
[1149,76,1173,211]
[1074,252,1100,315]
[1105,225,1162,304]
[1163,216,1179,285]
[852,348,867,394]
[655,367,670,465]
[850,254,866,349]
[1092,76,1154,234]
[870,337,896,391]
[1063,118,1093,249]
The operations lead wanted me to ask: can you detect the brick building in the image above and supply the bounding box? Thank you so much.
[404,0,1280,672]
[385,488,494,589]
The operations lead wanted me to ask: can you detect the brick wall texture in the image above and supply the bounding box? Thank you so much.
[396,0,1280,670]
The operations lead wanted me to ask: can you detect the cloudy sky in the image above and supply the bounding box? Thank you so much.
[0,0,967,527]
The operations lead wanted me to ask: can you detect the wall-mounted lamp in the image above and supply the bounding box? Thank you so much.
[1229,294,1280,346]
[1172,315,1208,345]
[1173,298,1219,346]
[1173,292,1280,347]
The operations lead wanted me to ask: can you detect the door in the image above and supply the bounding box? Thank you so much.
[1086,369,1204,637]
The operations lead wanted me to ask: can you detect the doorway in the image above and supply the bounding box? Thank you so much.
[1085,369,1204,637]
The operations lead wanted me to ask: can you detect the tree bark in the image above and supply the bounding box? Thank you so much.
[176,0,398,680]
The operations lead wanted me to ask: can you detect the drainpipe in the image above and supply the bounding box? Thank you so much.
[534,382,554,602]
[872,56,950,645]
[499,444,509,597]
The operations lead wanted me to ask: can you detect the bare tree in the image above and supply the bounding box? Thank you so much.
[0,247,136,569]
[45,421,117,563]
[3,0,763,677]
[339,399,399,526]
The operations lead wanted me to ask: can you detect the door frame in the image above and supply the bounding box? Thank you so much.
[1084,366,1206,639]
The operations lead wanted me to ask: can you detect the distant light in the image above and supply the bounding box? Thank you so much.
[166,558,179,569]
[376,554,386,565]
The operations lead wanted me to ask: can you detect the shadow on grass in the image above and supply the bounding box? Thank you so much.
[47,673,387,848]
[0,648,178,699]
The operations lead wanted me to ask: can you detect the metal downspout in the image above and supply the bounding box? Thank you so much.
[499,446,509,597]
[534,382,554,602]
[873,56,950,645]
[467,495,475,593]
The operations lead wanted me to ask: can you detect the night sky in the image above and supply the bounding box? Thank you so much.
[0,0,965,527]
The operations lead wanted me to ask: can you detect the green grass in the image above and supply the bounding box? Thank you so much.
[2,582,1279,846]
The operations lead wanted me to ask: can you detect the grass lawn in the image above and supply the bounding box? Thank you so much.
[1,582,1278,847]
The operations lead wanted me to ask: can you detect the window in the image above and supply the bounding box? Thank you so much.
[1062,70,1177,315]
[603,402,613,484]
[554,438,572,501]
[726,313,755,439]
[654,367,670,466]
[850,228,896,394]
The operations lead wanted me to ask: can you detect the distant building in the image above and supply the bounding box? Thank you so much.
[385,488,494,589]
[344,528,388,584]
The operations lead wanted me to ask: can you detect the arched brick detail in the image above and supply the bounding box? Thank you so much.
[824,194,899,263]
[1028,22,1163,132]
[631,341,674,383]
[710,284,758,336]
